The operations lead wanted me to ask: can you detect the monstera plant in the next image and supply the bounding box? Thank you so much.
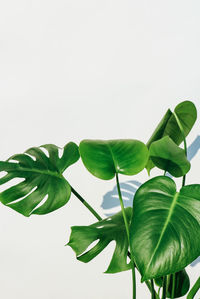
[0,100,199,299]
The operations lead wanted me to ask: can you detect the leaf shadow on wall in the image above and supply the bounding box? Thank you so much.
[101,135,200,267]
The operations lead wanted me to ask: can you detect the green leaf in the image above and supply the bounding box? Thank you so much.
[79,139,149,180]
[164,101,197,145]
[130,176,200,281]
[155,270,190,298]
[146,109,173,149]
[67,208,132,273]
[149,136,190,177]
[0,142,80,216]
[146,101,197,174]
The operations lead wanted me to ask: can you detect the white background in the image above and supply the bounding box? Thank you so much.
[0,0,200,298]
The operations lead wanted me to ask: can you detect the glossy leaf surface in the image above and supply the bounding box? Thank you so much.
[155,270,190,298]
[0,142,80,216]
[164,101,197,145]
[79,139,149,180]
[149,136,190,177]
[130,176,200,281]
[146,101,197,173]
[68,208,132,273]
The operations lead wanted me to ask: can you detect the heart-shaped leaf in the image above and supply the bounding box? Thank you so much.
[0,142,80,216]
[79,139,149,180]
[67,207,132,273]
[155,269,190,298]
[149,136,190,177]
[130,176,200,281]
[146,101,197,174]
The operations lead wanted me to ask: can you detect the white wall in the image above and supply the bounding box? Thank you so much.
[0,1,199,298]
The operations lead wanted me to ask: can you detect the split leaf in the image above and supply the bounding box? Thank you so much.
[67,208,132,273]
[0,142,79,216]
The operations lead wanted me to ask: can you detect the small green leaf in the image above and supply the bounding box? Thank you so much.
[67,208,132,273]
[155,270,190,298]
[164,101,197,145]
[0,142,80,216]
[146,101,197,174]
[149,136,190,177]
[146,109,173,149]
[130,176,200,281]
[79,139,149,180]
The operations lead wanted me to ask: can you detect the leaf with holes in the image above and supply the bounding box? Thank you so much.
[149,136,190,177]
[67,207,132,273]
[0,142,80,216]
[130,176,200,281]
[146,101,197,174]
[79,139,149,180]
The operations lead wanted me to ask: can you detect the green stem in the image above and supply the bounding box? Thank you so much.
[71,183,160,299]
[151,279,156,299]
[173,112,187,187]
[173,112,189,299]
[70,186,102,221]
[116,173,136,299]
[187,276,200,299]
[171,273,176,299]
[162,276,167,299]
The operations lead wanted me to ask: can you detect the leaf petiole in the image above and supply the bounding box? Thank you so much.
[70,185,102,221]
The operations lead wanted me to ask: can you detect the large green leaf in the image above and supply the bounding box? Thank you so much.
[146,101,197,174]
[79,139,149,180]
[155,269,190,298]
[149,136,190,177]
[0,142,80,216]
[130,176,200,281]
[67,208,132,273]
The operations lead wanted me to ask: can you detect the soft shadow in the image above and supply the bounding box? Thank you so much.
[102,135,200,213]
[190,256,200,267]
[101,135,200,265]
[101,181,141,216]
[187,135,200,160]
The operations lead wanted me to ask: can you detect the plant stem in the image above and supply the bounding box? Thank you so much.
[71,183,160,299]
[70,186,102,221]
[173,112,189,299]
[173,112,187,187]
[187,276,200,299]
[171,273,176,299]
[162,276,167,299]
[151,279,156,299]
[116,173,136,299]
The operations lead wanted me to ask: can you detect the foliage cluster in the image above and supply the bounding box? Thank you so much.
[0,101,199,298]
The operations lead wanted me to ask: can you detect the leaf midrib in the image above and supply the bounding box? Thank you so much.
[11,165,65,180]
[107,143,118,173]
[143,191,179,278]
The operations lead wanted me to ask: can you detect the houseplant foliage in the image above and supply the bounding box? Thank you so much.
[0,100,199,299]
